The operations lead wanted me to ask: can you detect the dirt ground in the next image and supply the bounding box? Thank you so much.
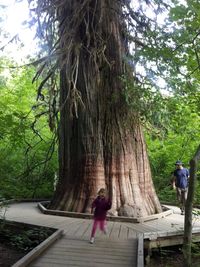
[0,243,26,267]
[0,220,55,266]
[148,247,200,267]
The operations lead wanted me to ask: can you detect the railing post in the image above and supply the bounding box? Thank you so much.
[183,145,200,267]
[137,233,144,267]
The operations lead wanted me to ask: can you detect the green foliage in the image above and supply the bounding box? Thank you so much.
[0,223,54,252]
[121,73,168,125]
[0,199,8,221]
[146,94,200,203]
[0,58,58,199]
[9,227,53,251]
[191,243,200,257]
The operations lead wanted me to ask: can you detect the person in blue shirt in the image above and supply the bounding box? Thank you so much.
[172,160,189,215]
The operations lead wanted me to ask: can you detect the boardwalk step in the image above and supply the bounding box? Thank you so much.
[31,237,137,267]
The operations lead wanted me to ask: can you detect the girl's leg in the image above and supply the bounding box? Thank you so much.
[91,219,99,238]
[99,220,107,234]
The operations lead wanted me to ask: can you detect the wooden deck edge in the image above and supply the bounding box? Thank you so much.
[12,229,63,267]
[38,202,94,219]
[144,227,200,240]
[137,233,144,267]
[0,199,50,205]
[144,228,200,252]
[136,209,173,223]
[38,202,172,223]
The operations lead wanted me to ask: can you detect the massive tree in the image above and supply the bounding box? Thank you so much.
[30,0,163,217]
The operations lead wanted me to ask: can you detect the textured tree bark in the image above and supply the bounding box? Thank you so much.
[49,0,162,217]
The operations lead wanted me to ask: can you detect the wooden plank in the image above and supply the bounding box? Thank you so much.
[124,222,152,233]
[41,248,136,258]
[73,220,91,237]
[109,221,121,238]
[107,221,114,237]
[137,233,144,267]
[30,238,137,266]
[31,255,134,266]
[13,229,63,267]
[136,209,173,223]
[31,264,131,267]
[82,220,93,238]
[144,227,200,240]
[31,261,133,267]
[34,254,135,263]
[118,224,128,239]
[57,236,136,250]
[144,218,175,232]
[64,219,84,235]
[127,228,138,239]
[37,250,136,260]
[44,242,137,254]
[49,218,77,228]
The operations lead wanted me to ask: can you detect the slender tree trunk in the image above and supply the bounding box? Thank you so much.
[183,145,200,267]
[49,0,162,217]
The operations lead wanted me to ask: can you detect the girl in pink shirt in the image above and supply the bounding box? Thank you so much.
[90,188,112,244]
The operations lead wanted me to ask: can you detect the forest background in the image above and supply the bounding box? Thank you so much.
[0,0,200,205]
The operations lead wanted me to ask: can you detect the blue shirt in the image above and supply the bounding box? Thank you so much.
[174,168,189,189]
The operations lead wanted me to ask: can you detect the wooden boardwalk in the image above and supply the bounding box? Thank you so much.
[31,237,137,267]
[5,202,200,267]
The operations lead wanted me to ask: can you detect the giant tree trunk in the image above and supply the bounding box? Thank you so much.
[50,0,162,217]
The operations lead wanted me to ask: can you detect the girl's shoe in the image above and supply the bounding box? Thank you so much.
[90,237,94,244]
[103,229,108,235]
